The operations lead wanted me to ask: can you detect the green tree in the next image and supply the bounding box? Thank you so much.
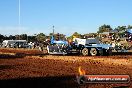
[15,35,20,40]
[20,34,27,40]
[116,26,126,31]
[9,35,15,40]
[28,35,36,42]
[59,34,66,40]
[15,34,27,40]
[72,32,81,38]
[98,24,113,33]
[36,33,46,42]
[128,25,132,29]
[84,33,98,38]
[0,34,4,42]
[49,33,53,36]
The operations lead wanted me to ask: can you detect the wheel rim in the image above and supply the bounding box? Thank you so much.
[84,50,88,53]
[92,50,96,54]
[90,48,97,56]
[82,48,88,56]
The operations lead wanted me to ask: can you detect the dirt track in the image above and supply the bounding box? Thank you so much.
[0,48,132,88]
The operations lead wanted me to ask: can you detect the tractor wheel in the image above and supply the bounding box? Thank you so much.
[82,48,89,56]
[90,48,97,56]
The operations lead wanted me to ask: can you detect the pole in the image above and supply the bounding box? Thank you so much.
[18,0,21,47]
[53,26,54,35]
[19,0,20,27]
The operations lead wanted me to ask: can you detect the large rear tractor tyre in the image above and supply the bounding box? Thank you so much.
[90,48,98,56]
[82,48,89,56]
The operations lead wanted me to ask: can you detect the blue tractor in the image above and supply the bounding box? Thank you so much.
[47,35,70,55]
[47,36,113,56]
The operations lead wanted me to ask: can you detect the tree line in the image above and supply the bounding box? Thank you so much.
[0,33,66,43]
[0,24,132,43]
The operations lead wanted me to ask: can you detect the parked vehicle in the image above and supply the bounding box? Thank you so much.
[2,40,30,48]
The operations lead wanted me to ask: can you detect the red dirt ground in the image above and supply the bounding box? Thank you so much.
[0,48,131,88]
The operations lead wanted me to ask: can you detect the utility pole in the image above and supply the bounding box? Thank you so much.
[53,25,54,35]
[19,0,20,27]
[18,0,21,47]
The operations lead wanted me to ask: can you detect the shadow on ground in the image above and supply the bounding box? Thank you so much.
[0,75,130,88]
[112,52,132,55]
[0,53,26,59]
[0,75,81,88]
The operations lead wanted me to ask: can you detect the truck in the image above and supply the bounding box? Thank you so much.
[47,36,113,56]
[72,38,113,56]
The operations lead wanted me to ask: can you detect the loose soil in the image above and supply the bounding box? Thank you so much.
[0,48,131,88]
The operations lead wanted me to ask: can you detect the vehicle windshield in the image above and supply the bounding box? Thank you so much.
[85,39,100,44]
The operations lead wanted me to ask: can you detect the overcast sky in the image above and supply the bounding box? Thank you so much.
[0,0,132,36]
